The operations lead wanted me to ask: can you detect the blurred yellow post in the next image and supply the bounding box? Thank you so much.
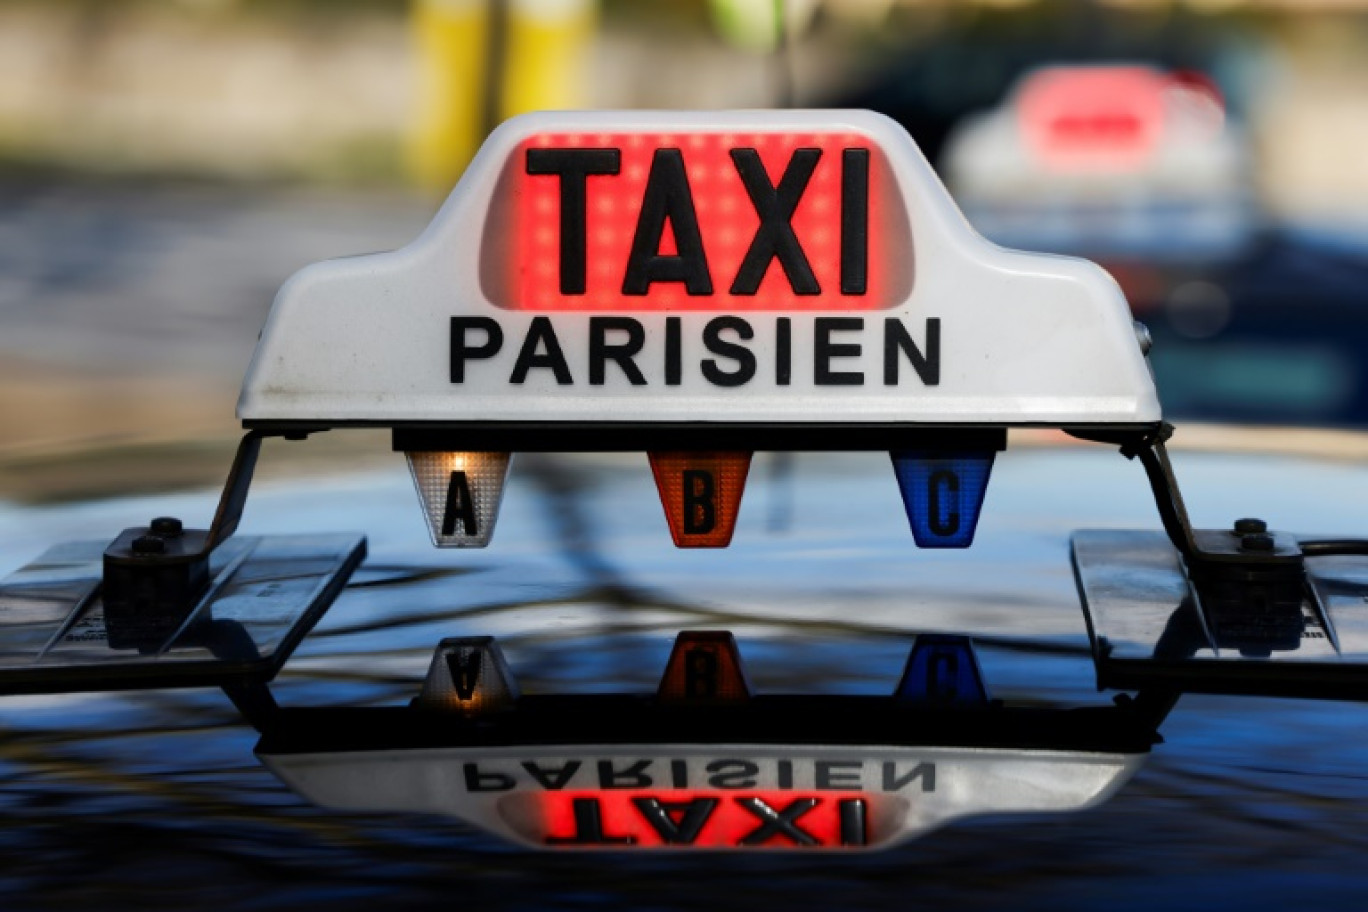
[408,0,596,193]
[408,0,490,192]
[501,0,596,119]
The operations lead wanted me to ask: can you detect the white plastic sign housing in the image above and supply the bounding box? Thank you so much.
[238,110,1159,428]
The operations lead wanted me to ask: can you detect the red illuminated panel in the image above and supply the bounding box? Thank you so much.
[486,131,907,310]
[538,791,869,849]
[1019,67,1167,173]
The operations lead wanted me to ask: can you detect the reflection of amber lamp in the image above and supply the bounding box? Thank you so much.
[416,637,521,715]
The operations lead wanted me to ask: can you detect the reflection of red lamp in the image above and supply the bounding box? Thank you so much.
[541,790,865,848]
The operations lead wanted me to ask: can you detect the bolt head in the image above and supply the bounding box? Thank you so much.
[150,516,183,536]
[1133,320,1153,355]
[1233,518,1267,535]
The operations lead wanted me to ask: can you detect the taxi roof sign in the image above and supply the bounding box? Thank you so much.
[238,110,1159,433]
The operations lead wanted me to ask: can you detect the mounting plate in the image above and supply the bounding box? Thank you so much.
[0,533,365,694]
[1074,529,1368,699]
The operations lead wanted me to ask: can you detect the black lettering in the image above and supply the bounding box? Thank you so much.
[839,799,868,847]
[684,646,719,696]
[882,761,935,793]
[776,317,792,386]
[729,148,820,295]
[701,316,756,387]
[841,148,869,295]
[450,317,503,383]
[441,471,478,536]
[463,763,515,792]
[510,316,573,385]
[884,318,940,386]
[777,759,793,790]
[665,316,682,386]
[682,470,717,536]
[632,797,718,845]
[928,470,960,537]
[706,759,759,789]
[814,317,864,386]
[623,149,712,295]
[446,650,481,700]
[815,761,863,791]
[671,759,689,789]
[525,148,621,295]
[589,316,647,385]
[736,797,820,846]
[522,760,582,790]
[597,759,653,789]
[545,798,635,846]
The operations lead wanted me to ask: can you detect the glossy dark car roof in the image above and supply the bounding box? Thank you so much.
[1,444,1367,908]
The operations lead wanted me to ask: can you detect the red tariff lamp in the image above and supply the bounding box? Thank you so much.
[649,452,752,548]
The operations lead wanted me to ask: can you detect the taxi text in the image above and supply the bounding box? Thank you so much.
[450,315,940,387]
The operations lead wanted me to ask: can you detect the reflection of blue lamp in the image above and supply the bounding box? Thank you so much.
[896,634,989,706]
[890,451,996,548]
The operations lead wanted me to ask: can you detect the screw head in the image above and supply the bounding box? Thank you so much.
[1233,518,1267,535]
[1241,532,1275,552]
[150,516,183,536]
[1133,320,1153,355]
[131,535,166,555]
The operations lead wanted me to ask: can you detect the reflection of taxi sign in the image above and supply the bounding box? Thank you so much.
[260,632,1148,851]
[237,110,1157,549]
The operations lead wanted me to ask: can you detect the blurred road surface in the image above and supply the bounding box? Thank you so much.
[0,181,431,499]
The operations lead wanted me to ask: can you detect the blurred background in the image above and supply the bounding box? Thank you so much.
[3,0,1368,502]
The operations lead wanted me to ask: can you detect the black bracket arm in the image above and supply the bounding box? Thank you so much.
[100,429,301,652]
[1067,423,1197,559]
